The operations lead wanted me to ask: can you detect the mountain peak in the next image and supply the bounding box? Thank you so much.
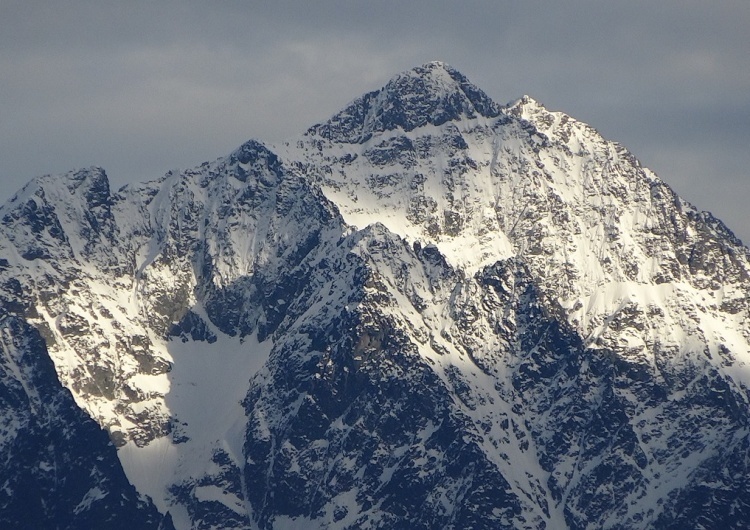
[514,94,545,108]
[308,61,501,143]
[390,60,464,87]
[5,62,750,530]
[504,94,551,119]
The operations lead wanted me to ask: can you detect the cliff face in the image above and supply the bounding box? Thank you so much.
[0,315,171,529]
[1,61,749,529]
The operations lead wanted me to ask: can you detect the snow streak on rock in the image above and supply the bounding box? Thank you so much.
[1,61,750,529]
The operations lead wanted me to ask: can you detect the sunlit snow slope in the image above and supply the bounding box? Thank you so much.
[1,61,750,529]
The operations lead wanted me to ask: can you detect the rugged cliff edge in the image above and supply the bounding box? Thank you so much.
[1,62,749,529]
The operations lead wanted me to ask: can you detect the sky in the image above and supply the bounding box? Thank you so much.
[1,1,749,243]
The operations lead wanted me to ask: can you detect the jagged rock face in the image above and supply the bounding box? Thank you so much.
[1,61,750,529]
[309,61,501,144]
[0,315,171,529]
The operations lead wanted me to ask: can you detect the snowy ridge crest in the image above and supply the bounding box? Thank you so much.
[308,61,502,144]
[2,63,750,529]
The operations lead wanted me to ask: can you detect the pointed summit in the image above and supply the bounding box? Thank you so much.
[309,61,501,143]
[511,94,546,110]
[505,94,555,123]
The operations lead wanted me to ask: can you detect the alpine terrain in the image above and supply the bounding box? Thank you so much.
[1,61,749,529]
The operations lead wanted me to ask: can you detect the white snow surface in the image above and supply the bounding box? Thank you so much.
[1,61,749,529]
[119,331,271,529]
[272,83,750,391]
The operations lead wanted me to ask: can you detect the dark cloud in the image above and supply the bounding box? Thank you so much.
[1,1,748,241]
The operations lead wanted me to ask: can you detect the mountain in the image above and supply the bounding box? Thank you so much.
[0,315,173,529]
[1,61,749,529]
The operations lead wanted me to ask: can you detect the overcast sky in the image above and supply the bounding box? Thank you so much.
[2,1,748,242]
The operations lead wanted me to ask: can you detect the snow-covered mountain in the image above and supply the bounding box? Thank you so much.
[2,61,749,529]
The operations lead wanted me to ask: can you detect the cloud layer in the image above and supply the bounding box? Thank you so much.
[2,1,748,241]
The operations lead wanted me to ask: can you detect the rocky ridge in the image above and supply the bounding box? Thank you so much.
[1,61,749,528]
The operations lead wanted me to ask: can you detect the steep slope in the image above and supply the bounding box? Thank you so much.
[0,314,171,529]
[1,61,749,529]
[260,61,750,528]
[0,146,346,528]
